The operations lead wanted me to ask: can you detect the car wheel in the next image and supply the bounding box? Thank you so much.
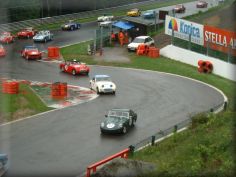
[96,87,100,94]
[86,72,89,76]
[72,69,76,75]
[27,35,30,38]
[113,91,116,95]
[26,55,29,60]
[61,67,65,72]
[122,126,127,134]
[44,38,47,43]
[71,26,74,30]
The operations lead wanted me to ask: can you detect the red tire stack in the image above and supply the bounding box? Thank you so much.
[2,81,19,94]
[136,44,147,55]
[198,60,213,73]
[148,47,160,58]
[51,82,67,99]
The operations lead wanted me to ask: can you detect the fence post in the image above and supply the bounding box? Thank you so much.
[171,28,174,45]
[224,101,228,111]
[151,135,155,146]
[227,44,232,63]
[173,125,178,133]
[100,26,103,56]
[206,39,210,56]
[188,33,191,50]
[94,30,96,55]
[129,145,135,156]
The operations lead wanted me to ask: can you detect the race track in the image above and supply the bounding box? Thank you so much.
[0,1,224,177]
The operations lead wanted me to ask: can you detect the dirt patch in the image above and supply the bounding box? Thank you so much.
[91,158,155,177]
[93,46,130,63]
[12,108,36,120]
[203,15,221,27]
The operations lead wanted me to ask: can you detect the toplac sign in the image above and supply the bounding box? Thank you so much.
[165,15,204,45]
[204,25,236,56]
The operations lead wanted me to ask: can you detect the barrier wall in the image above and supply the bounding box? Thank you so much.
[160,45,236,82]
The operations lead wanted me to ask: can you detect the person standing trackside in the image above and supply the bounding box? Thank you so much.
[118,30,124,47]
[111,31,116,45]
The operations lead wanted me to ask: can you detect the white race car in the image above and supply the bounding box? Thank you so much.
[90,75,116,94]
[97,14,114,22]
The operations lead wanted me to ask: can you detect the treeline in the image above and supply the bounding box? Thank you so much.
[0,0,146,23]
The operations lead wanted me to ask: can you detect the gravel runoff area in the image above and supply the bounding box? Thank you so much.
[90,158,155,177]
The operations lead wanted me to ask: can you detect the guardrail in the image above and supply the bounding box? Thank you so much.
[130,101,227,152]
[0,0,171,32]
[86,148,129,177]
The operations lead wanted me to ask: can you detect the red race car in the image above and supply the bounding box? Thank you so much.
[21,46,42,60]
[17,27,37,38]
[0,32,15,44]
[196,1,208,8]
[0,45,6,57]
[60,59,90,76]
[173,4,186,13]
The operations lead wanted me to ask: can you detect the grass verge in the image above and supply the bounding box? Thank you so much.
[0,83,51,124]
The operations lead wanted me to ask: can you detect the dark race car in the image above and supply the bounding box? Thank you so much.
[196,1,208,8]
[17,27,37,38]
[61,20,81,31]
[0,32,15,44]
[100,109,137,134]
[59,59,90,75]
[173,4,186,13]
[21,46,42,60]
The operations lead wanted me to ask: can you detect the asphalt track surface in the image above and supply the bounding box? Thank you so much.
[0,1,224,177]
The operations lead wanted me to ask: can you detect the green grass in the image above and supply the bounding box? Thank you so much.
[0,83,51,122]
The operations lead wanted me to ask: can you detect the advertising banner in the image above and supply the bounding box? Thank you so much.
[165,15,204,45]
[204,25,236,56]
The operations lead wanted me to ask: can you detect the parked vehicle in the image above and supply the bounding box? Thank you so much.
[0,32,15,44]
[61,20,81,31]
[100,109,137,134]
[90,75,116,94]
[21,46,42,60]
[98,21,114,27]
[97,14,114,22]
[59,59,90,75]
[0,154,8,166]
[17,27,37,38]
[127,36,155,52]
[143,10,156,19]
[0,45,6,57]
[173,4,186,13]
[196,1,208,8]
[33,30,53,42]
[127,8,141,17]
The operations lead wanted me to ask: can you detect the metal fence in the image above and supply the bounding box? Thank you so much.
[171,34,236,64]
[129,101,227,153]
[0,0,171,32]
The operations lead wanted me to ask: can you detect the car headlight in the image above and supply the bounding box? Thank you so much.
[101,122,105,127]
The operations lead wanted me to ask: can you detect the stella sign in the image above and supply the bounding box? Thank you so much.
[204,25,236,56]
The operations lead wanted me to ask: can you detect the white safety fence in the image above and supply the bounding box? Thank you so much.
[160,45,236,81]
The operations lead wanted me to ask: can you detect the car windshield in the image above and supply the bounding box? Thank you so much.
[133,38,145,43]
[96,76,111,82]
[25,46,38,51]
[38,31,45,35]
[106,116,127,123]
[108,111,129,118]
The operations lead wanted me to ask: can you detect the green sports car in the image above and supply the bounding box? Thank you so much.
[100,109,137,134]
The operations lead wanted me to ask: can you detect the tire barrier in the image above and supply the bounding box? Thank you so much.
[198,60,213,73]
[48,46,60,59]
[136,44,147,55]
[51,82,67,99]
[148,47,160,58]
[2,81,19,94]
